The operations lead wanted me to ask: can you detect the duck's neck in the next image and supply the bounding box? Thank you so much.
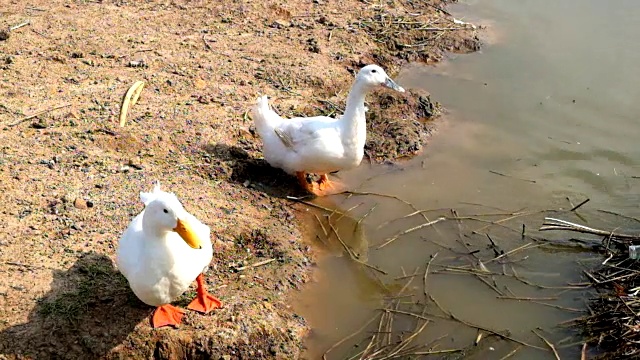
[142,215,170,240]
[340,81,368,148]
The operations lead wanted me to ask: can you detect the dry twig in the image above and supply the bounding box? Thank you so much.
[7,103,71,127]
[540,217,640,240]
[532,329,561,360]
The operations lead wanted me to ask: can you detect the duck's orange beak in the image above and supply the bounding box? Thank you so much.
[173,218,202,249]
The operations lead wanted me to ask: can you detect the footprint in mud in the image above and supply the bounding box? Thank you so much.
[0,252,148,359]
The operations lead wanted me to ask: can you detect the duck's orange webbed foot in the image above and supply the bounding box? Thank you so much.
[151,304,186,328]
[187,274,222,314]
[311,174,344,196]
[296,171,315,193]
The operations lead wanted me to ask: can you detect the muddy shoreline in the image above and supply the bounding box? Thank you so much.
[0,1,480,358]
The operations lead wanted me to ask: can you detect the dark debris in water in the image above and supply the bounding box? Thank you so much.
[575,253,640,359]
[538,214,640,359]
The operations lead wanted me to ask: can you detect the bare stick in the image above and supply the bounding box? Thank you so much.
[540,217,640,240]
[566,197,575,209]
[489,170,537,183]
[340,191,413,206]
[381,315,430,358]
[531,301,583,313]
[7,103,71,127]
[485,242,539,264]
[497,296,558,301]
[570,198,590,212]
[330,194,354,222]
[363,306,390,359]
[397,267,419,295]
[236,258,276,271]
[597,209,640,223]
[314,213,328,237]
[473,211,539,234]
[4,261,47,269]
[433,265,492,275]
[376,207,447,229]
[323,314,380,360]
[485,233,501,256]
[498,346,522,360]
[450,209,476,259]
[427,294,546,350]
[532,329,561,360]
[334,201,364,222]
[356,204,378,228]
[10,20,31,31]
[581,343,587,360]
[202,35,216,52]
[402,348,463,356]
[287,196,347,216]
[510,265,587,290]
[476,273,505,296]
[329,223,387,275]
[459,201,509,211]
[394,268,420,280]
[423,253,438,297]
[341,191,435,233]
[376,217,446,249]
[381,308,431,322]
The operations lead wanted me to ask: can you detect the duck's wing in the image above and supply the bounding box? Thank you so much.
[115,212,144,277]
[273,116,340,150]
[274,128,295,148]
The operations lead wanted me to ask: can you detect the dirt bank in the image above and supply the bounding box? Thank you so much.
[0,0,480,358]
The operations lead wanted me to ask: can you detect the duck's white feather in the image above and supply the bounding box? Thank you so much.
[254,95,361,175]
[252,65,403,176]
[116,184,212,306]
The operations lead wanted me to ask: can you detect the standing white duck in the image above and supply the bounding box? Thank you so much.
[252,64,405,196]
[116,182,221,328]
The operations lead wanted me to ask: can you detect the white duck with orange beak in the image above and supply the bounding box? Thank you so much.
[252,64,405,196]
[116,181,221,328]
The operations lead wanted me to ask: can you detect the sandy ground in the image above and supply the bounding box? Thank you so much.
[0,0,479,358]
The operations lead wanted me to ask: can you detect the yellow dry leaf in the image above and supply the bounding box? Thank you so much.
[119,81,145,127]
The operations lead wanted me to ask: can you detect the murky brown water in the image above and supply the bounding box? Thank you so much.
[295,1,640,359]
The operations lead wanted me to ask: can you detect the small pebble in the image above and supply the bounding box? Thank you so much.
[74,198,88,210]
[272,20,291,28]
[127,60,146,68]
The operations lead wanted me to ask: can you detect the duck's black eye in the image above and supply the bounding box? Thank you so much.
[371,69,377,73]
[163,209,168,214]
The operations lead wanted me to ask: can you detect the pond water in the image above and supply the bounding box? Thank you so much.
[295,0,640,359]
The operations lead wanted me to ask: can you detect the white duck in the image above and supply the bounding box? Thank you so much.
[116,182,221,328]
[252,64,405,196]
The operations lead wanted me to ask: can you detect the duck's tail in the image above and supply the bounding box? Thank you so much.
[252,95,283,138]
